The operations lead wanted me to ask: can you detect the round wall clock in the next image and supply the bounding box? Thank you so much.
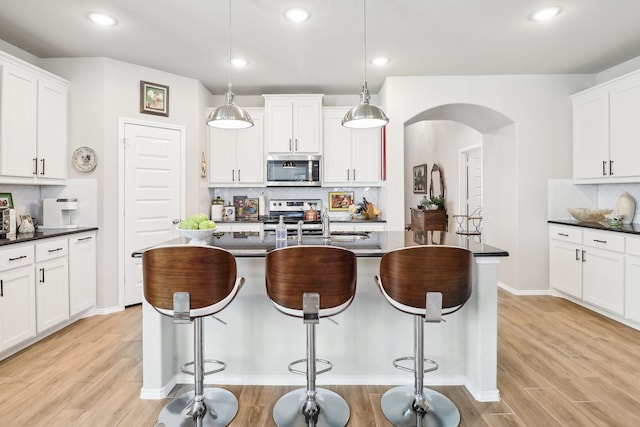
[72,146,97,172]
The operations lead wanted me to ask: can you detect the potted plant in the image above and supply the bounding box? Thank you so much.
[427,195,445,210]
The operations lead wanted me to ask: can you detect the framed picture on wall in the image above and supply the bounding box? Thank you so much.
[0,192,14,208]
[413,164,428,193]
[329,191,354,211]
[140,81,169,117]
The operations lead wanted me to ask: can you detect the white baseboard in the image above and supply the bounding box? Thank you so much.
[498,281,550,296]
[140,378,177,400]
[93,305,124,316]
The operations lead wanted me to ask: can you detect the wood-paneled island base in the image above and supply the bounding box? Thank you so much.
[132,231,508,403]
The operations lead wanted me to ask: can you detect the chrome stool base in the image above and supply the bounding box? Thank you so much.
[158,388,238,427]
[273,388,350,427]
[381,385,460,427]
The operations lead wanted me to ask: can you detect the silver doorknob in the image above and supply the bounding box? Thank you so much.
[172,219,179,224]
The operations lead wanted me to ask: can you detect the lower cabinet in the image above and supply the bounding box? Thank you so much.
[625,236,640,323]
[0,244,36,352]
[0,231,97,358]
[331,222,386,233]
[549,225,626,319]
[35,238,69,333]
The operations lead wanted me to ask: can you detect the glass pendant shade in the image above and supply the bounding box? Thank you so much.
[207,88,253,129]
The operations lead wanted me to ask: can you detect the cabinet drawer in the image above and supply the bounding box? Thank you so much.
[0,245,34,271]
[627,236,640,256]
[35,239,68,262]
[549,225,582,244]
[583,230,624,252]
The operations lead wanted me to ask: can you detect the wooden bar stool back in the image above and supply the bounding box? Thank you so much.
[265,245,357,427]
[375,245,473,427]
[143,245,244,427]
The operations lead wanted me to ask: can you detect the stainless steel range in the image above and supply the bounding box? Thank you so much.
[263,199,322,233]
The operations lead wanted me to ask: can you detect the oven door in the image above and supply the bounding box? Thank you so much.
[266,155,321,186]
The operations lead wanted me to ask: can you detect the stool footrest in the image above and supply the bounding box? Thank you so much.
[392,356,439,374]
[180,359,227,377]
[288,358,333,376]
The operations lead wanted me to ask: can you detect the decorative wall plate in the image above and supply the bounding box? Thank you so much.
[72,146,97,172]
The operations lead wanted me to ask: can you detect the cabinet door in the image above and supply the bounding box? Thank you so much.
[265,100,294,153]
[351,127,380,184]
[208,127,236,185]
[0,63,38,178]
[235,110,264,185]
[68,233,96,316]
[582,247,624,315]
[36,78,68,180]
[0,265,36,351]
[35,257,69,332]
[626,254,640,323]
[609,76,640,178]
[572,90,609,179]
[549,240,582,298]
[323,111,352,184]
[293,100,321,153]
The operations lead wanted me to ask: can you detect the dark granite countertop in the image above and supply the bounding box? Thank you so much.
[548,219,640,235]
[132,230,507,258]
[0,227,99,247]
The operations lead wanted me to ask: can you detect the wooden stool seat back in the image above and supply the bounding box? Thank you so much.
[379,246,472,314]
[265,246,357,315]
[142,245,238,316]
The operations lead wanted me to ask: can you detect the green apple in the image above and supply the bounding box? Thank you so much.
[179,219,199,230]
[188,213,209,224]
[198,220,216,230]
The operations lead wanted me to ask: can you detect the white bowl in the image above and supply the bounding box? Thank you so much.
[177,226,217,245]
[567,208,612,222]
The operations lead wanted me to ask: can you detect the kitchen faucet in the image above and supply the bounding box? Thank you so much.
[322,208,330,239]
[297,220,304,244]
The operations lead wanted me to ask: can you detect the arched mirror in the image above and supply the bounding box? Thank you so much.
[429,164,445,199]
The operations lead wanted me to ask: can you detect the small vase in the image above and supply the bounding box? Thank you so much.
[617,191,636,224]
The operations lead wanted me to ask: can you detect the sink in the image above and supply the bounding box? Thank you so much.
[274,231,371,241]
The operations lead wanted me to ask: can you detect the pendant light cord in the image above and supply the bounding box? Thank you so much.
[362,0,367,89]
[227,0,232,92]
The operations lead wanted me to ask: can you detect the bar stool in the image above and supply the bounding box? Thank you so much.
[375,246,473,427]
[142,245,244,427]
[265,246,357,427]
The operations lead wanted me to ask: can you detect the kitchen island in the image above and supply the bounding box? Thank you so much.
[134,230,508,402]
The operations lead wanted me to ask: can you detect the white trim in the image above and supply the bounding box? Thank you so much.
[140,377,177,400]
[93,306,125,316]
[497,281,550,296]
[117,118,186,308]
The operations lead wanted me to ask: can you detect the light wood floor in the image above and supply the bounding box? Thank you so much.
[1,290,640,426]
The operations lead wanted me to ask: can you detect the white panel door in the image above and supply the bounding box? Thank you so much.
[124,123,182,306]
[465,146,483,216]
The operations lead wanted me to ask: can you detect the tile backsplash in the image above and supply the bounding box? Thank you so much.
[549,179,640,223]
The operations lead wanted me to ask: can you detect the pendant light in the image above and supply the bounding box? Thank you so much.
[342,0,389,129]
[207,0,253,129]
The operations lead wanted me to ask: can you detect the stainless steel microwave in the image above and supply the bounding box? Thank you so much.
[266,155,321,187]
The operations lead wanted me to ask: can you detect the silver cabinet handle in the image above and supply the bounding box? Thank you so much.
[575,248,580,261]
[353,169,356,181]
[582,250,586,262]
[558,233,569,237]
[48,247,64,253]
[9,255,27,261]
[39,267,45,283]
[0,279,3,297]
[593,239,607,244]
[295,138,298,151]
[40,158,46,176]
[610,160,614,175]
[78,236,93,241]
[602,160,607,176]
[238,170,241,182]
[33,157,38,175]
[289,139,292,151]
[172,219,179,225]
[232,170,235,182]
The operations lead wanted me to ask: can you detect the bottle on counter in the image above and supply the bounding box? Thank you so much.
[275,215,287,247]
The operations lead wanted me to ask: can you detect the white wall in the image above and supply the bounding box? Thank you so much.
[382,74,593,291]
[41,57,212,310]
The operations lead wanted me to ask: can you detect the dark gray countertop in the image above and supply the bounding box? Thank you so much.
[548,219,640,235]
[0,227,99,247]
[132,230,508,258]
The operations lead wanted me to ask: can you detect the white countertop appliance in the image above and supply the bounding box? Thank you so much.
[263,199,322,233]
[42,198,78,229]
[1,207,16,236]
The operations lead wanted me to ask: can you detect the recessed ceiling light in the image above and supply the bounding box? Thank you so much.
[285,8,309,22]
[530,6,562,21]
[371,57,390,66]
[87,12,118,27]
[231,58,249,67]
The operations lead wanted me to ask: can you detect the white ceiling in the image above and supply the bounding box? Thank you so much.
[1,0,640,95]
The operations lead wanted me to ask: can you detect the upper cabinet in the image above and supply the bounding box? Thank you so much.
[573,70,640,183]
[208,108,264,187]
[322,107,381,186]
[0,51,68,184]
[263,94,323,155]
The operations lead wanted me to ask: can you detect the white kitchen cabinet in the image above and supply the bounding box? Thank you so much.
[35,238,69,333]
[625,236,640,323]
[264,95,323,154]
[0,51,68,183]
[68,232,96,316]
[581,230,625,315]
[208,108,264,187]
[549,226,583,299]
[0,244,36,352]
[331,221,386,233]
[322,108,381,186]
[572,70,640,182]
[549,225,625,316]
